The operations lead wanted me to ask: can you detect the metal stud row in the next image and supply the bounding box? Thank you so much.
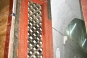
[28,1,43,58]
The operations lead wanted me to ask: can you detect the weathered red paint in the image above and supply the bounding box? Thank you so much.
[41,2,54,58]
[4,0,13,58]
[81,0,87,31]
[18,0,28,58]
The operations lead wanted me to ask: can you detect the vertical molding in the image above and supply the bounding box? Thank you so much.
[4,0,13,58]
[8,0,17,58]
[18,0,28,58]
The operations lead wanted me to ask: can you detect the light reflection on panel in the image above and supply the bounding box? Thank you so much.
[65,18,87,52]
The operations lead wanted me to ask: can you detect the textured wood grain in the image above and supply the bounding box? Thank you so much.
[0,0,9,58]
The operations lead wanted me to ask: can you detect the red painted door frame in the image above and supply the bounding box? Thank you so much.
[18,0,54,58]
[18,0,28,58]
